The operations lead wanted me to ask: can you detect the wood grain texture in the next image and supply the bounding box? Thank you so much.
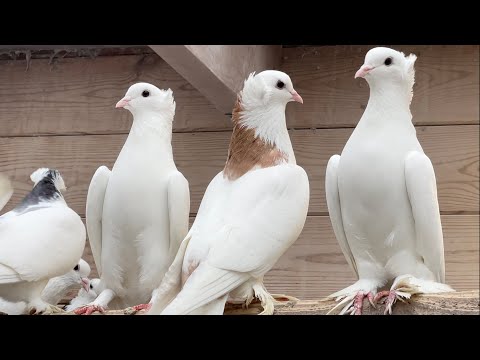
[0,45,477,137]
[0,54,230,136]
[224,291,480,315]
[283,45,479,128]
[264,215,479,299]
[48,291,479,315]
[77,215,478,300]
[0,125,477,216]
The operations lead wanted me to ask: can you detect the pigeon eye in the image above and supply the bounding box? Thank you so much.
[90,284,93,289]
[276,80,285,89]
[142,90,150,97]
[384,57,393,66]
[73,265,79,271]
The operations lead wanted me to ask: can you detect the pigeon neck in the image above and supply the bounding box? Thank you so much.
[364,83,412,123]
[125,112,174,163]
[130,111,174,143]
[239,101,295,161]
[223,99,294,181]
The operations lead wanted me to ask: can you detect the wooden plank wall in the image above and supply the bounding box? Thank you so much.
[0,45,478,300]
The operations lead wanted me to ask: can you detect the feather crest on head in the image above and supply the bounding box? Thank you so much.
[30,168,67,192]
[403,53,417,105]
[239,72,270,111]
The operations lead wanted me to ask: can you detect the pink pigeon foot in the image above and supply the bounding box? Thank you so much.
[374,290,405,314]
[328,291,375,315]
[74,304,105,315]
[124,303,152,315]
[352,291,375,315]
[133,303,151,312]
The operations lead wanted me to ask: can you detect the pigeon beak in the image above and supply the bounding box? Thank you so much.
[115,96,131,108]
[81,278,90,292]
[355,65,374,79]
[290,90,303,104]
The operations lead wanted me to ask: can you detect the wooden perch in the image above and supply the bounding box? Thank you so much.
[50,290,479,315]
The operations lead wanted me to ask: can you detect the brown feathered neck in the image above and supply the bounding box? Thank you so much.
[223,97,287,181]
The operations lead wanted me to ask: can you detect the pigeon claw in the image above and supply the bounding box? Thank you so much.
[327,291,376,315]
[124,303,151,315]
[374,290,401,315]
[352,291,374,315]
[74,304,105,315]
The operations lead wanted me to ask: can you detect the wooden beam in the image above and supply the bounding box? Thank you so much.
[149,45,282,114]
[44,291,479,315]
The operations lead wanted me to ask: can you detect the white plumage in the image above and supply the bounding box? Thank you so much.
[79,83,190,315]
[65,278,101,312]
[41,258,91,305]
[148,70,308,315]
[0,168,86,314]
[325,47,453,315]
[0,297,26,315]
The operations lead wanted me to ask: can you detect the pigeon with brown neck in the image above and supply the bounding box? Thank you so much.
[147,70,309,315]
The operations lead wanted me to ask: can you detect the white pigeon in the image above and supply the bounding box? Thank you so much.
[0,168,86,314]
[325,47,454,315]
[147,70,309,315]
[41,258,91,305]
[65,278,101,312]
[77,83,190,315]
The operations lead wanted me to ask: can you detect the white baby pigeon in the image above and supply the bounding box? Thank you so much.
[146,70,309,315]
[325,47,454,315]
[41,258,91,305]
[0,168,86,314]
[77,83,190,315]
[65,278,101,312]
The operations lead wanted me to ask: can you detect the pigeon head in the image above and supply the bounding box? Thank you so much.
[74,259,91,291]
[355,47,417,102]
[88,278,101,293]
[223,70,301,180]
[115,82,176,118]
[30,168,66,193]
[240,70,303,111]
[61,259,91,291]
[78,278,101,298]
[13,168,69,214]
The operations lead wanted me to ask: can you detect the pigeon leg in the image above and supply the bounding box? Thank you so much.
[327,291,376,315]
[124,303,152,315]
[252,282,276,315]
[373,274,453,315]
[28,299,65,315]
[74,288,115,315]
[74,304,106,315]
[374,290,407,315]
